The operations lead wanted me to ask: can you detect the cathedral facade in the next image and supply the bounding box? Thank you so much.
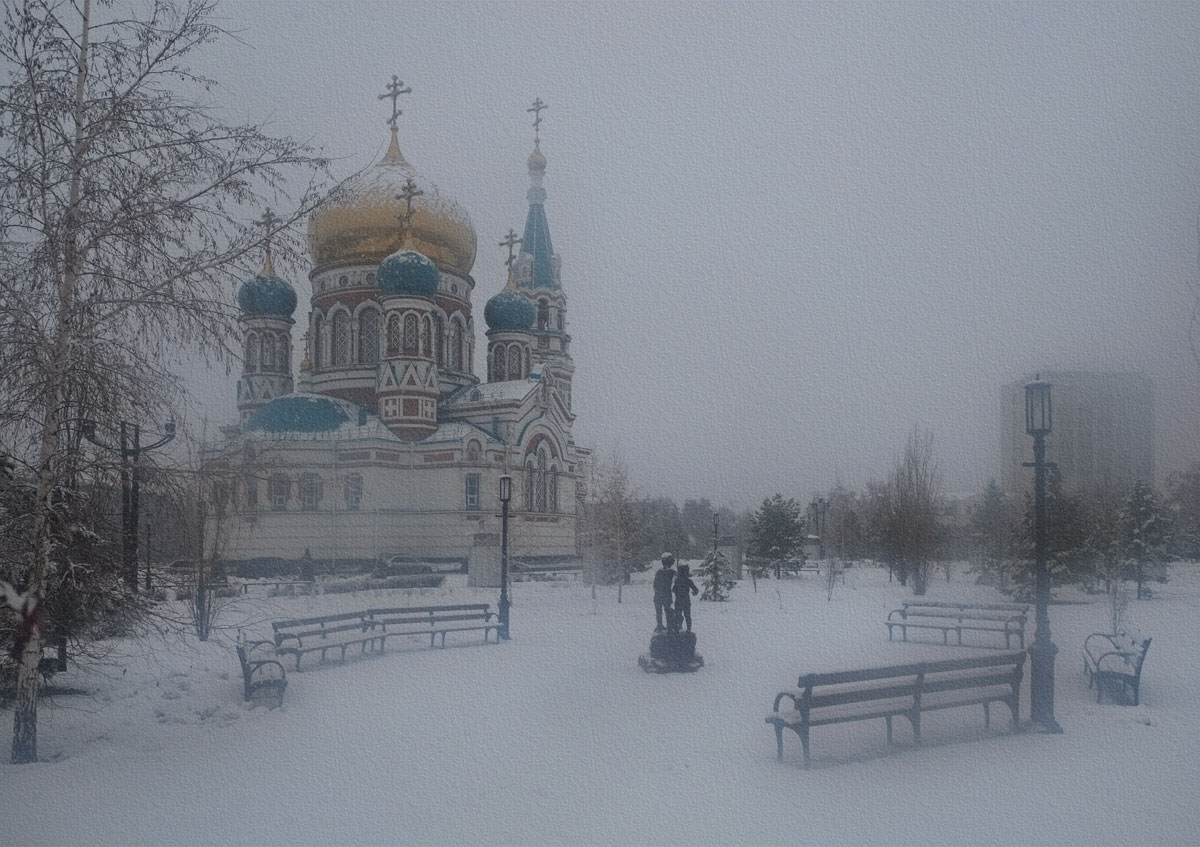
[203,97,586,574]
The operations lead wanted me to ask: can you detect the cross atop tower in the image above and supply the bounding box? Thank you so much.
[257,207,280,273]
[499,228,523,268]
[396,177,424,238]
[528,97,547,141]
[379,75,412,128]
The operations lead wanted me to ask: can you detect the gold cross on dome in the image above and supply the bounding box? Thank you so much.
[499,228,522,268]
[528,97,547,140]
[396,177,424,237]
[379,75,412,127]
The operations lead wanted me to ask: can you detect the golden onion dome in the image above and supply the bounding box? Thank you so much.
[308,128,477,276]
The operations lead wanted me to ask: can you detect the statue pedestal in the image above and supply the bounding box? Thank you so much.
[638,631,703,673]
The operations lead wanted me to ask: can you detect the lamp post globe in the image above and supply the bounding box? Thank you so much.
[1025,376,1062,733]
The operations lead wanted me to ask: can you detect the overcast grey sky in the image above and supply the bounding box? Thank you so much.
[189,1,1200,510]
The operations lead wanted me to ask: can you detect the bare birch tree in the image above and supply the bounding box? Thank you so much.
[890,427,943,595]
[0,0,328,763]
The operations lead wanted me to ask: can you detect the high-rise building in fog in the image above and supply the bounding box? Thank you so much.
[1000,371,1153,497]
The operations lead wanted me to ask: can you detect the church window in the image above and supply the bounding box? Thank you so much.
[449,320,462,371]
[421,314,432,357]
[404,313,419,355]
[312,317,322,368]
[557,311,564,331]
[299,472,321,511]
[333,312,351,366]
[537,299,549,330]
[433,315,444,366]
[344,473,363,510]
[278,332,291,371]
[467,440,481,461]
[465,473,480,510]
[524,348,530,375]
[245,332,259,372]
[386,314,401,356]
[492,346,506,381]
[524,461,535,511]
[270,474,289,510]
[262,333,275,370]
[549,465,559,513]
[535,449,547,513]
[359,309,379,364]
[508,345,522,380]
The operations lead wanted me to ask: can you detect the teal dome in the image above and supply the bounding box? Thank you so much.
[378,249,439,299]
[245,394,361,433]
[237,273,297,317]
[484,289,536,331]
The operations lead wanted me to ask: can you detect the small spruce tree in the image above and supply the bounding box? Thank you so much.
[699,547,734,601]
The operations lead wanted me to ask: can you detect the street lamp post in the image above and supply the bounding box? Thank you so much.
[1024,377,1062,733]
[811,498,829,559]
[498,474,512,640]
[82,418,175,592]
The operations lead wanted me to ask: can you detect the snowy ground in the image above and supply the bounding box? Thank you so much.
[3,563,1200,846]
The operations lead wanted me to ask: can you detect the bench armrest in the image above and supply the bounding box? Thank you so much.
[1084,633,1119,657]
[247,657,288,678]
[772,690,803,711]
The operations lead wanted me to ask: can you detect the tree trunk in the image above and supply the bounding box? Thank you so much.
[13,0,92,764]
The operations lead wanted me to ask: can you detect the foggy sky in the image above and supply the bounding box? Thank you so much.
[189,1,1200,510]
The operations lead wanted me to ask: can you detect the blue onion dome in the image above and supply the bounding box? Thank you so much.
[237,258,297,317]
[245,393,360,433]
[485,288,536,331]
[377,248,439,299]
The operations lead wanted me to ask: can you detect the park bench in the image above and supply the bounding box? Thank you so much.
[235,638,288,707]
[365,604,499,648]
[765,650,1025,766]
[1084,632,1152,705]
[885,601,1028,649]
[272,612,385,669]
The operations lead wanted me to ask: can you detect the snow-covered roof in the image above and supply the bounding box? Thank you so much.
[236,393,495,445]
[442,370,541,409]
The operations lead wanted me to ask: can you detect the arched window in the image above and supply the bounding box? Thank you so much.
[549,464,559,513]
[492,346,506,381]
[537,299,549,330]
[524,460,535,511]
[449,320,462,371]
[466,440,481,461]
[333,312,351,366]
[403,313,419,355]
[245,332,259,372]
[386,314,401,356]
[557,311,564,331]
[535,448,547,513]
[278,332,291,371]
[434,315,444,366]
[270,474,289,511]
[359,310,379,364]
[421,314,432,357]
[261,332,275,370]
[344,473,363,510]
[508,345,522,380]
[312,317,322,368]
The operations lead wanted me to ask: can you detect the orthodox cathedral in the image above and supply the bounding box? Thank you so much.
[203,89,586,576]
